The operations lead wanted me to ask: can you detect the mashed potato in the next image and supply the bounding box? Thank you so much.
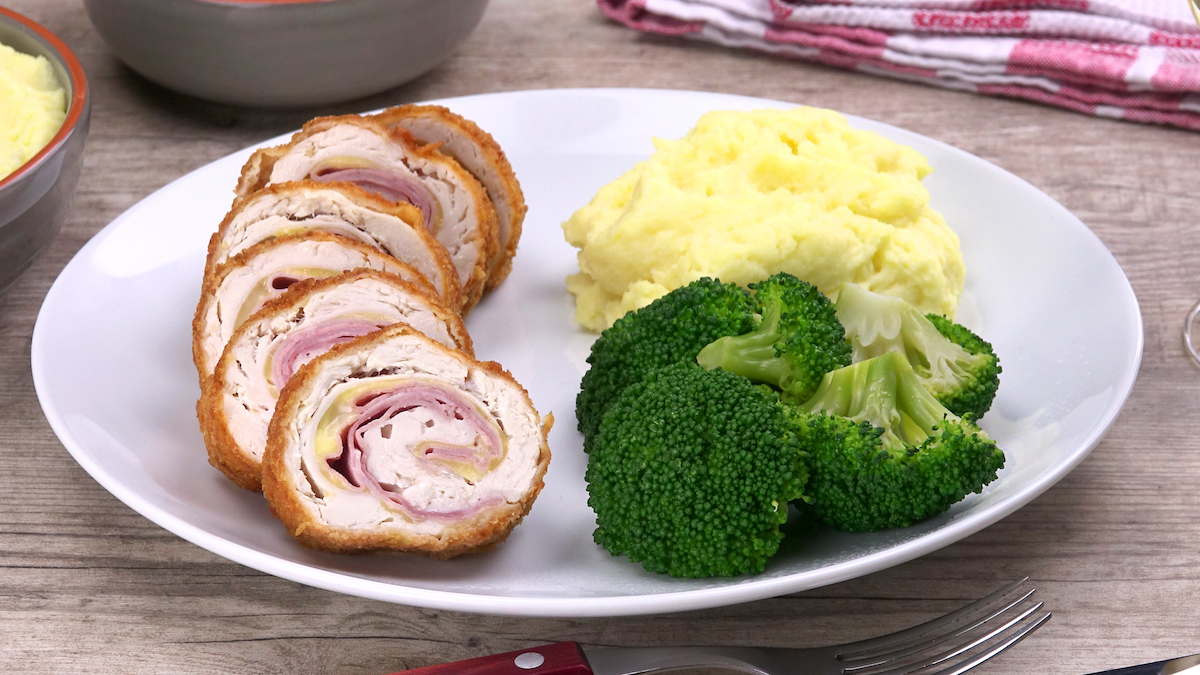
[562,107,964,332]
[0,42,67,181]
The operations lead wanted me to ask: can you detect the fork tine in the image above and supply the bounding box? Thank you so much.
[835,578,1033,659]
[840,589,1038,667]
[866,608,1051,675]
[918,610,1051,675]
[848,601,1047,675]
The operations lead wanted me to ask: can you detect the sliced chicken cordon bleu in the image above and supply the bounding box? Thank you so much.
[262,324,551,558]
[192,231,446,387]
[235,115,499,310]
[199,269,471,492]
[374,104,526,291]
[204,181,461,307]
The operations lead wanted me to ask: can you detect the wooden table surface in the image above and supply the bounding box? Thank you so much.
[4,0,1200,673]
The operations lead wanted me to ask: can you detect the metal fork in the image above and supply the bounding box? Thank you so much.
[584,578,1050,675]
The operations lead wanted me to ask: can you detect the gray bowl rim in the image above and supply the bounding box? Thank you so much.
[99,0,382,7]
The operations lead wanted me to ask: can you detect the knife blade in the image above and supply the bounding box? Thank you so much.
[1088,654,1200,675]
[386,643,1200,675]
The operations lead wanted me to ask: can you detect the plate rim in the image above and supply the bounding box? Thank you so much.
[31,87,1144,617]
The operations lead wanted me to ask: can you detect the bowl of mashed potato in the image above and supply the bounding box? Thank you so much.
[0,6,90,293]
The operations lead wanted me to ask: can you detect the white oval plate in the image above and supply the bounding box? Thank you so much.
[32,88,1142,617]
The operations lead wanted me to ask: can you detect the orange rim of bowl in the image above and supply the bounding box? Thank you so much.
[0,6,88,191]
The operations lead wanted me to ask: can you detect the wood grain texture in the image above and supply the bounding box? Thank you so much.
[3,0,1200,674]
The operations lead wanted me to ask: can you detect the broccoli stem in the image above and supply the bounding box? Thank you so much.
[894,353,956,431]
[834,282,1001,419]
[696,274,852,403]
[695,303,792,387]
[802,351,952,450]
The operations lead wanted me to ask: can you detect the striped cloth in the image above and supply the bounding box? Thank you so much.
[599,0,1200,130]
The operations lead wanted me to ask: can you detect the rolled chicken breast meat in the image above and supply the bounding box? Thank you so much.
[262,324,551,557]
[374,104,526,290]
[204,181,461,308]
[200,269,472,492]
[236,115,499,310]
[193,232,445,387]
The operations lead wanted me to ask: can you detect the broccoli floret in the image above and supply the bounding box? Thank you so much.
[575,278,756,449]
[696,274,852,403]
[795,350,1005,532]
[586,363,809,577]
[833,282,1001,418]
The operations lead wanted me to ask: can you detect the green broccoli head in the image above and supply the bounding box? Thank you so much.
[696,273,852,403]
[575,278,756,449]
[923,313,1002,417]
[586,362,809,578]
[795,350,1005,532]
[833,282,1001,418]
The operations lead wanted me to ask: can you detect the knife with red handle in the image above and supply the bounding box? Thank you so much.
[383,641,761,675]
[386,645,1200,675]
[381,640,846,675]
[389,642,593,675]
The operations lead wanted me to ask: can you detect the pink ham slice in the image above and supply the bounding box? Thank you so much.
[326,382,504,520]
[270,318,384,388]
[310,167,436,231]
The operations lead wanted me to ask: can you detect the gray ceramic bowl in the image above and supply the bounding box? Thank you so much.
[84,0,491,108]
[0,7,91,294]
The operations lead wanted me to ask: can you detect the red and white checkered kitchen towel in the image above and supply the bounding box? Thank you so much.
[599,0,1200,130]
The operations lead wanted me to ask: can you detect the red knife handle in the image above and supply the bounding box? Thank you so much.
[390,641,593,675]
